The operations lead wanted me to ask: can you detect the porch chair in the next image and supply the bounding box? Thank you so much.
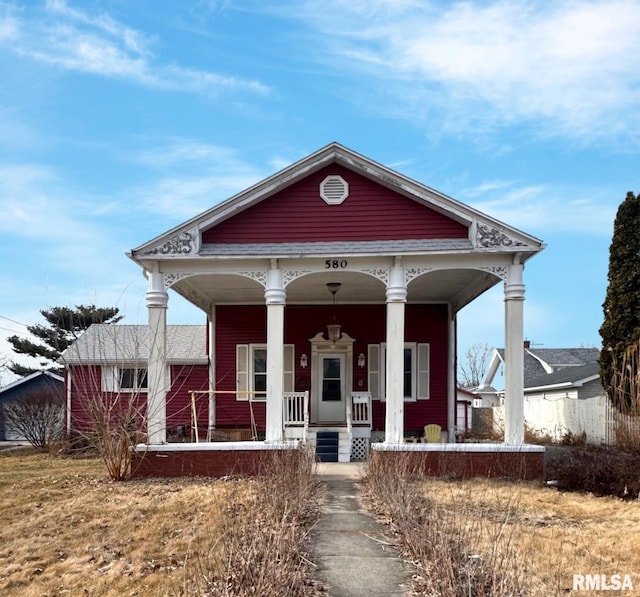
[423,424,442,443]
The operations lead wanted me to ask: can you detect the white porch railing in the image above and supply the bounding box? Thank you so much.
[284,391,309,440]
[349,392,372,428]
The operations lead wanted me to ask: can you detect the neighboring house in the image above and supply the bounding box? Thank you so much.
[0,371,64,441]
[60,142,545,473]
[61,325,209,440]
[480,344,613,444]
[455,386,477,434]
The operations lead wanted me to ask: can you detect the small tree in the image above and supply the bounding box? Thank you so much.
[7,305,122,377]
[3,388,64,451]
[459,342,493,388]
[599,191,640,411]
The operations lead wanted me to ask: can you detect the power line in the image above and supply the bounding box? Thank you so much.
[0,315,29,327]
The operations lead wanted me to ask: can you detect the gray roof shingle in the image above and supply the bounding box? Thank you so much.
[60,324,208,365]
[497,347,600,386]
[526,362,601,389]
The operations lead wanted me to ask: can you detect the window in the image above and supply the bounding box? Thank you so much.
[102,366,148,392]
[236,344,295,401]
[118,368,148,391]
[368,343,429,401]
[253,347,267,400]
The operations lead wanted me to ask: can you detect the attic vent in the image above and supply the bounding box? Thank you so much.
[320,175,349,205]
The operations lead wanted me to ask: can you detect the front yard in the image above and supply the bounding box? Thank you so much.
[0,449,319,596]
[3,447,640,596]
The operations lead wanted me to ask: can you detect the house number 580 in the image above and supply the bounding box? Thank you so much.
[325,259,348,269]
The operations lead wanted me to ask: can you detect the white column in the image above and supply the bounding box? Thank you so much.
[384,263,407,443]
[265,266,285,442]
[146,270,168,444]
[447,311,456,443]
[504,263,525,445]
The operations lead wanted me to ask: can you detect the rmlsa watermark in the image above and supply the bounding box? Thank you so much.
[573,574,634,591]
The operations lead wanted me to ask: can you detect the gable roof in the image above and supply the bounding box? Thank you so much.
[482,347,600,389]
[0,371,64,398]
[60,325,208,365]
[129,142,544,261]
[524,362,601,391]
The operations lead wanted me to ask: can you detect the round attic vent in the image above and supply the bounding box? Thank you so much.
[320,175,349,205]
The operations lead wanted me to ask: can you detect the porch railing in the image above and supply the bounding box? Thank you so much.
[348,392,372,432]
[284,391,309,440]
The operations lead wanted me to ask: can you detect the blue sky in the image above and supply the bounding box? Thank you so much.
[1,0,638,384]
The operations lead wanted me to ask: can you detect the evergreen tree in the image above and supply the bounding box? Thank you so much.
[599,191,640,411]
[7,305,122,377]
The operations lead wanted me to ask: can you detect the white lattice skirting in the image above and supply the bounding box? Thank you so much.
[350,437,369,461]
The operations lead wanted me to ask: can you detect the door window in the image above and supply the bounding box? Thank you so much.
[322,357,342,401]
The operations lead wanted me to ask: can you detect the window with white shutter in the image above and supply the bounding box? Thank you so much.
[236,344,295,401]
[371,342,430,402]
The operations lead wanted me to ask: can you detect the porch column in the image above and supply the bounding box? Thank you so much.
[265,265,285,442]
[384,263,407,443]
[146,270,168,444]
[447,310,456,442]
[504,263,525,444]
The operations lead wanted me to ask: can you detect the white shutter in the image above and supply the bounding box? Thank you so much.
[283,344,294,392]
[236,344,249,401]
[102,366,118,392]
[368,344,381,400]
[417,343,430,400]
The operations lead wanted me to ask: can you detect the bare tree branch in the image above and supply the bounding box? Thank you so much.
[459,342,493,388]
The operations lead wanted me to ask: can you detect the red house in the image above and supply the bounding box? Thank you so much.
[62,143,545,477]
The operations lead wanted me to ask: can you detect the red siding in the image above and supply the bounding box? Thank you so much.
[69,365,147,435]
[166,364,210,439]
[69,364,209,439]
[202,165,468,244]
[214,306,267,430]
[214,303,449,433]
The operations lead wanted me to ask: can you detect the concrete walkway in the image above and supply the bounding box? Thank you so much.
[311,462,410,596]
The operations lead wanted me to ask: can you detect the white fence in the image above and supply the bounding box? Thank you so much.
[493,393,615,445]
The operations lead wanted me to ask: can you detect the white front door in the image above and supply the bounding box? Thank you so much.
[317,353,346,423]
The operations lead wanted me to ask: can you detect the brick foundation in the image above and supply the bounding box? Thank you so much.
[131,442,302,478]
[371,444,544,480]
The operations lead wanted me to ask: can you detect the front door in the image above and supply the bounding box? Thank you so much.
[317,353,346,423]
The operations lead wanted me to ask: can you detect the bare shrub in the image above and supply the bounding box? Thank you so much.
[524,424,554,445]
[178,446,320,596]
[3,388,64,451]
[80,389,143,481]
[546,445,640,499]
[362,452,530,596]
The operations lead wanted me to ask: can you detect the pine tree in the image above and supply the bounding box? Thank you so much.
[7,305,122,377]
[599,191,640,411]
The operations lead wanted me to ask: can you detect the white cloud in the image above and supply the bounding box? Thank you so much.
[292,0,640,144]
[460,179,616,235]
[123,139,266,220]
[0,0,269,97]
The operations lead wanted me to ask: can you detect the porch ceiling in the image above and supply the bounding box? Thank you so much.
[171,268,499,313]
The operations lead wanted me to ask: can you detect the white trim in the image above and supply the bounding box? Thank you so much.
[0,370,64,395]
[235,343,295,401]
[368,344,380,400]
[66,369,72,434]
[372,442,545,453]
[135,440,300,452]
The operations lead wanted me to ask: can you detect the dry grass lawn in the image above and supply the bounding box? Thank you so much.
[417,477,640,595]
[0,449,248,596]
